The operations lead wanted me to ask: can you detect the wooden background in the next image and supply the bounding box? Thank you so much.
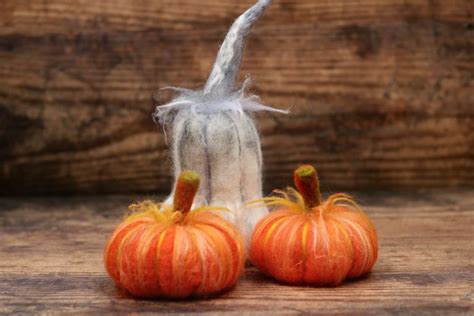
[0,0,473,195]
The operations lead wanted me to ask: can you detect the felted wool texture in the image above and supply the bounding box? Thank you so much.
[249,166,378,286]
[170,106,266,242]
[154,0,287,244]
[250,193,378,285]
[104,201,246,298]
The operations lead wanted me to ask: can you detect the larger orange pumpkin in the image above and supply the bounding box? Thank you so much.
[104,171,245,298]
[249,165,378,286]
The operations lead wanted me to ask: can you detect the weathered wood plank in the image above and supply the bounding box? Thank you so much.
[0,190,473,314]
[0,0,473,194]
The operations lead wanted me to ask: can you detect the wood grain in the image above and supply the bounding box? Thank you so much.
[0,0,473,194]
[0,190,473,314]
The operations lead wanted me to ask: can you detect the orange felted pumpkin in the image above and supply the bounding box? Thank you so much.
[249,165,378,286]
[104,171,245,298]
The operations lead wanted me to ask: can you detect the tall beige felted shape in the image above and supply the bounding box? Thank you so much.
[154,0,286,243]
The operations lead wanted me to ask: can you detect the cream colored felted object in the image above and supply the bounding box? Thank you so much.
[154,0,287,243]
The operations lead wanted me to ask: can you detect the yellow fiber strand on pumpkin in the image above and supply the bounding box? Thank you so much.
[246,188,305,213]
[124,200,230,226]
[323,193,364,213]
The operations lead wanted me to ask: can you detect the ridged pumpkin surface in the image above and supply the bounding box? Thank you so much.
[249,166,378,286]
[105,202,245,298]
[104,171,245,298]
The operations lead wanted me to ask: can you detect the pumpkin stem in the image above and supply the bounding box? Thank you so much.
[173,171,200,216]
[293,165,322,208]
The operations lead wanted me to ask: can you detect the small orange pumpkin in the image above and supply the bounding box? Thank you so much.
[104,171,245,298]
[249,165,378,286]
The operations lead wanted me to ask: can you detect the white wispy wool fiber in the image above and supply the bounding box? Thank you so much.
[153,0,287,243]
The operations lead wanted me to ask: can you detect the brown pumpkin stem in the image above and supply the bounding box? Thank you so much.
[293,165,322,208]
[173,171,200,216]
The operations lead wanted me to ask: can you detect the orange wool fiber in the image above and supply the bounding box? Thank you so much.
[104,171,246,298]
[249,165,378,286]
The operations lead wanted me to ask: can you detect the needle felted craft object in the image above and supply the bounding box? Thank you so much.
[154,0,286,242]
[249,165,378,286]
[104,171,245,298]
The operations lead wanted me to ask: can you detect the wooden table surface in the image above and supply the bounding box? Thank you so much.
[1,190,473,315]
